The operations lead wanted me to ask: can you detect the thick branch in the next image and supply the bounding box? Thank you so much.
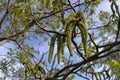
[0,32,22,41]
[99,49,120,58]
[34,19,66,36]
[53,41,120,79]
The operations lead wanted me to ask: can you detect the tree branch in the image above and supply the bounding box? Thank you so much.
[72,38,86,60]
[53,41,120,79]
[34,19,66,36]
[88,33,99,53]
[115,18,120,42]
[99,49,120,58]
[68,0,76,12]
[74,72,90,80]
[0,32,22,41]
[36,2,86,21]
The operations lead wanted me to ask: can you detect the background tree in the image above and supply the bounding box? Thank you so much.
[0,0,120,80]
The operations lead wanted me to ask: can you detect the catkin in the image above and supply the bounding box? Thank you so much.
[57,35,62,63]
[77,22,88,55]
[67,24,74,56]
[48,35,56,63]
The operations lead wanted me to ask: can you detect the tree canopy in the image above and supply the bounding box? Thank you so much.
[0,0,120,80]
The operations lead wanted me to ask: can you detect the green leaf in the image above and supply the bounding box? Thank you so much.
[112,60,120,68]
[91,0,101,8]
[18,53,25,63]
[99,11,110,21]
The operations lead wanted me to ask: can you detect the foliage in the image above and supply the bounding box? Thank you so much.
[0,0,120,80]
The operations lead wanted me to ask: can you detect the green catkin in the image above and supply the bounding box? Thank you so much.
[65,13,76,30]
[65,13,76,56]
[65,10,88,56]
[76,10,88,55]
[48,35,56,63]
[77,22,88,55]
[72,27,77,38]
[61,36,65,55]
[76,11,86,24]
[67,25,74,56]
[57,35,62,64]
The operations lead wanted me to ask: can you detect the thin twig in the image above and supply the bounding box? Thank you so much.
[74,72,90,80]
[72,39,86,60]
[50,54,57,75]
[115,18,120,42]
[37,2,85,21]
[68,0,76,12]
[88,33,99,53]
